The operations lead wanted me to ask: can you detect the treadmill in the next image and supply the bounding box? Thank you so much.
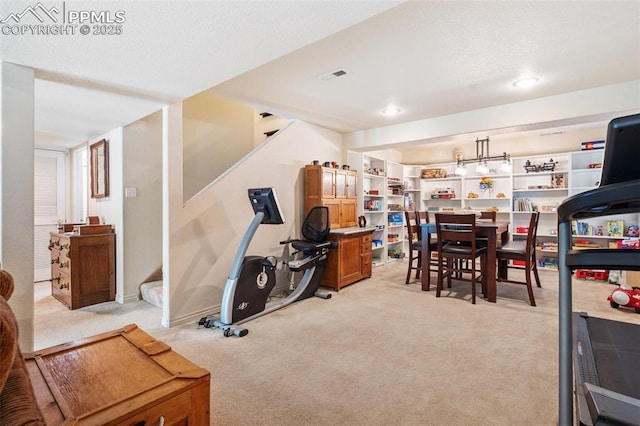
[558,113,640,425]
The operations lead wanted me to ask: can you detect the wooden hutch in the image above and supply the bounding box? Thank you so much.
[305,164,374,290]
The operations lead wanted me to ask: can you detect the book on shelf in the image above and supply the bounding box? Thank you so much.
[513,198,537,212]
[607,220,624,237]
[572,221,595,236]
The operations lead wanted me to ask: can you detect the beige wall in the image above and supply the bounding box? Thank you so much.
[87,127,125,300]
[254,111,290,147]
[122,111,163,302]
[164,111,343,326]
[183,92,256,201]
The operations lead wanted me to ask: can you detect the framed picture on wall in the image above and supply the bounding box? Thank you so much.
[90,139,109,198]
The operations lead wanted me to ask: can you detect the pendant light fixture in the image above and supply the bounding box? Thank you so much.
[455,137,511,176]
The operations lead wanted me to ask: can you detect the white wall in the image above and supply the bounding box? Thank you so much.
[87,127,125,300]
[0,62,35,350]
[343,81,640,153]
[164,111,342,326]
[397,125,609,165]
[122,111,163,302]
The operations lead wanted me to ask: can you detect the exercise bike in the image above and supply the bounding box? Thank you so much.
[199,188,333,337]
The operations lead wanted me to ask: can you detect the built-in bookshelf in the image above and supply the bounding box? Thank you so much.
[349,147,638,272]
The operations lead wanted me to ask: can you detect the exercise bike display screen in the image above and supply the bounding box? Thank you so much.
[248,188,285,225]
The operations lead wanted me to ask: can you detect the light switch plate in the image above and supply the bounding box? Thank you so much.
[125,187,137,198]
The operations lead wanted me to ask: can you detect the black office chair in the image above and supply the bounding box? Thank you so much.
[290,206,331,255]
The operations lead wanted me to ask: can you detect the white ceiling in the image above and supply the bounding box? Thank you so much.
[2,1,639,150]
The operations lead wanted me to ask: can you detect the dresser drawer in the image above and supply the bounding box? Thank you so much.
[56,250,71,271]
[121,390,192,426]
[51,270,71,307]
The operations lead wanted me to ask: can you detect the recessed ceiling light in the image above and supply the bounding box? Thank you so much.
[382,107,401,116]
[513,77,539,88]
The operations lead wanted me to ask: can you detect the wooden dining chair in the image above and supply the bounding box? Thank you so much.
[479,210,497,221]
[435,213,487,304]
[415,211,430,225]
[414,211,439,288]
[404,211,422,284]
[495,211,541,306]
[476,210,497,248]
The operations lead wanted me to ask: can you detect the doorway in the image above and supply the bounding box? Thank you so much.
[34,149,66,282]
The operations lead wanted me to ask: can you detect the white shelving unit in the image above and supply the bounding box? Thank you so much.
[510,153,569,270]
[402,165,422,212]
[569,149,604,196]
[386,161,406,263]
[420,160,512,219]
[349,152,388,267]
[419,163,462,215]
[566,149,639,278]
[351,147,639,272]
[461,171,511,218]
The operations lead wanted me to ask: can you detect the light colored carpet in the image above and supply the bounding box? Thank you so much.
[34,263,640,425]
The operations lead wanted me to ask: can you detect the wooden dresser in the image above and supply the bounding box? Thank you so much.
[49,225,115,309]
[25,324,210,425]
[322,227,374,291]
[304,165,358,229]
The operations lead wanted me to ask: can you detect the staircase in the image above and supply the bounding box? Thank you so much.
[139,266,163,308]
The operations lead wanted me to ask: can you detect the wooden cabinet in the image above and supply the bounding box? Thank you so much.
[49,225,115,309]
[322,229,373,290]
[305,165,357,229]
[25,324,210,425]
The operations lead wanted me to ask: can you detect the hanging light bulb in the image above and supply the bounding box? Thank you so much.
[476,161,489,175]
[455,162,467,176]
[500,158,512,173]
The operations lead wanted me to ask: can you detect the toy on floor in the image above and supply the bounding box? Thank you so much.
[608,283,640,313]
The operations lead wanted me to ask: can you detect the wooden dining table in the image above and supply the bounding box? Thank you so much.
[420,220,510,303]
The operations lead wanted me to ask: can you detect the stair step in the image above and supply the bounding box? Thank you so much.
[140,280,162,308]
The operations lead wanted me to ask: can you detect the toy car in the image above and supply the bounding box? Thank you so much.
[608,283,640,313]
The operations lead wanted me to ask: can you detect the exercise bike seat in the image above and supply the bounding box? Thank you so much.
[291,239,332,254]
[284,206,332,253]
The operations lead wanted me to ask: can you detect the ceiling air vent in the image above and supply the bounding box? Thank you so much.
[317,68,348,81]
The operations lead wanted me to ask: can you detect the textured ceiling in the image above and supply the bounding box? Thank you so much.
[213,1,640,133]
[1,0,400,145]
[1,1,639,149]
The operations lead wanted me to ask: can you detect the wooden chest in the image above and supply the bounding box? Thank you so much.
[49,228,115,309]
[25,324,210,425]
